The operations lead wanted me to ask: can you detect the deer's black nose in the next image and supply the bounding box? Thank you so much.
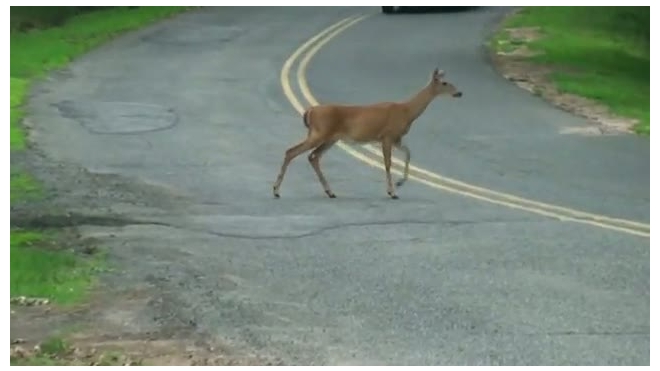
[453,91,463,98]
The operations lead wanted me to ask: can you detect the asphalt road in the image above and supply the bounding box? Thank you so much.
[27,6,649,365]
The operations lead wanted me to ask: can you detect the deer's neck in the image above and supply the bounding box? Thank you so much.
[404,85,435,123]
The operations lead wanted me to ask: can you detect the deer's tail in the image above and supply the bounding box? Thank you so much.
[302,107,312,129]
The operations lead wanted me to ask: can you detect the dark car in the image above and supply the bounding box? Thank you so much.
[381,6,472,14]
[381,6,400,13]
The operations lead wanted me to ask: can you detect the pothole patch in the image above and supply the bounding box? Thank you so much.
[53,100,177,135]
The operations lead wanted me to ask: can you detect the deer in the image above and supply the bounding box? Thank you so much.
[272,68,462,200]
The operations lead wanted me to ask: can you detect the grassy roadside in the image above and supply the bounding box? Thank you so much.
[10,7,190,308]
[491,7,649,135]
[10,230,106,304]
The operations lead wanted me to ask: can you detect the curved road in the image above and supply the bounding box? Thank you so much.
[28,7,649,365]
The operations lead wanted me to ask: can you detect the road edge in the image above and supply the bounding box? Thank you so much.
[483,8,644,136]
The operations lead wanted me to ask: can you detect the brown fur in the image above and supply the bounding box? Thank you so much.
[273,68,462,199]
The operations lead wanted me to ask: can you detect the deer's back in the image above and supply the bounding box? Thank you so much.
[310,103,408,143]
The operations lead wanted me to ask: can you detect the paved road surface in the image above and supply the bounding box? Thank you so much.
[27,6,649,365]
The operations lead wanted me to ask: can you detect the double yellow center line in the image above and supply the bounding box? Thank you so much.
[280,15,650,238]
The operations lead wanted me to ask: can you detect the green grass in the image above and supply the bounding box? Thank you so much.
[10,7,190,305]
[39,336,70,356]
[11,170,42,202]
[10,77,29,150]
[10,230,106,304]
[495,7,649,135]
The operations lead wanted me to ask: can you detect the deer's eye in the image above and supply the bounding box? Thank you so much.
[442,82,447,86]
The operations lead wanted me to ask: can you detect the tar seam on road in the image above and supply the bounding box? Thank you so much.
[280,14,650,239]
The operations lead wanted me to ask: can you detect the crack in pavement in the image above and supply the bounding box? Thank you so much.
[11,211,538,240]
[177,218,536,240]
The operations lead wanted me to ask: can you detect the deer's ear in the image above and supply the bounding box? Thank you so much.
[432,68,445,81]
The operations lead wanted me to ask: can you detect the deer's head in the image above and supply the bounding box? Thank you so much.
[429,68,462,98]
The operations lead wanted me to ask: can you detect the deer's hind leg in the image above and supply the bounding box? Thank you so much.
[394,139,411,188]
[273,134,323,198]
[381,139,398,199]
[308,140,338,198]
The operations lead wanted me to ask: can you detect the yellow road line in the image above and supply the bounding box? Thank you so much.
[281,14,650,238]
[280,16,356,114]
[359,145,649,230]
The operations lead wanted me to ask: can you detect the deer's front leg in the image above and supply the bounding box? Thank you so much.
[273,137,321,198]
[381,139,398,199]
[394,139,410,188]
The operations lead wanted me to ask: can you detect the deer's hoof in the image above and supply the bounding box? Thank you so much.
[395,179,406,188]
[388,192,399,200]
[326,190,337,198]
